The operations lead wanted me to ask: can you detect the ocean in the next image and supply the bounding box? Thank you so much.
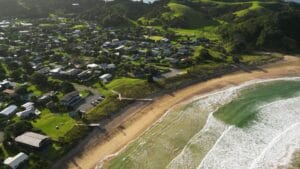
[100,77,300,169]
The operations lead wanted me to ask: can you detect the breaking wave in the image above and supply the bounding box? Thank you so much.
[103,77,300,169]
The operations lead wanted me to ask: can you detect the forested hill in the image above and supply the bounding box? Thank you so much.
[0,0,104,18]
[0,0,300,53]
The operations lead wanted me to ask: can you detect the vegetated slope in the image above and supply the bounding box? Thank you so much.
[1,0,300,53]
[218,2,300,53]
[233,1,264,17]
[0,0,100,18]
[161,2,217,28]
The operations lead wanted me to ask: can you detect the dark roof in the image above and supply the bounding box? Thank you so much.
[61,91,79,102]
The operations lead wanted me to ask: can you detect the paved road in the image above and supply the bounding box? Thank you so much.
[72,83,102,112]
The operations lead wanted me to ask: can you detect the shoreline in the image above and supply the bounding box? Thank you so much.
[55,55,300,169]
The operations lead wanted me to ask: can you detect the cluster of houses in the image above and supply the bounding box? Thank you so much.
[3,132,50,169]
[0,15,219,168]
[0,17,216,86]
[0,79,40,118]
[0,102,39,119]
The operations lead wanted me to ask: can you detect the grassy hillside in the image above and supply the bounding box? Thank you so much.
[161,2,217,28]
[0,0,299,52]
[233,1,263,17]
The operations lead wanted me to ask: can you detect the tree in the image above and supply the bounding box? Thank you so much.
[10,69,23,81]
[4,121,33,138]
[15,85,28,95]
[200,49,212,60]
[0,64,6,80]
[31,73,48,87]
[232,55,240,64]
[61,81,75,93]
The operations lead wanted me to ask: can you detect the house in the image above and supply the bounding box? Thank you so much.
[36,67,50,75]
[3,89,18,98]
[99,73,112,83]
[0,105,17,116]
[0,80,14,89]
[16,102,36,119]
[77,70,92,80]
[161,38,170,43]
[4,152,28,169]
[49,67,62,76]
[115,45,125,51]
[61,91,82,109]
[15,132,50,148]
[107,63,116,70]
[87,63,100,70]
[63,68,82,77]
[38,92,54,104]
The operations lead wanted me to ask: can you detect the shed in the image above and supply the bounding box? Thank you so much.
[15,132,50,148]
[4,152,28,169]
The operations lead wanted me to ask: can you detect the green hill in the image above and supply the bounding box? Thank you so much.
[161,2,217,28]
[0,0,299,52]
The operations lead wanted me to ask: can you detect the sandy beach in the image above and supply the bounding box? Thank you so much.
[55,55,300,169]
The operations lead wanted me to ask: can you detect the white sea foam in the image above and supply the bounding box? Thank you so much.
[100,77,300,169]
[194,96,300,169]
[167,77,300,169]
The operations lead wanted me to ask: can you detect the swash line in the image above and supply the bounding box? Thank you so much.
[165,112,215,169]
[197,125,234,169]
[248,122,300,169]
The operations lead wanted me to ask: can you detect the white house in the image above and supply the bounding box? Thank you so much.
[107,63,116,70]
[16,102,35,119]
[4,152,28,169]
[99,73,112,83]
[0,105,17,116]
[87,63,100,69]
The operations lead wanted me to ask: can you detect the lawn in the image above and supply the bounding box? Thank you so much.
[72,24,88,30]
[1,63,10,76]
[31,109,76,141]
[80,90,90,98]
[88,78,159,121]
[240,54,283,65]
[193,45,204,57]
[27,85,43,97]
[148,36,164,41]
[170,25,221,40]
[0,144,9,158]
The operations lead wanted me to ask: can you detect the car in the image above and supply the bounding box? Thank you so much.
[94,100,101,104]
[91,101,98,106]
[98,96,105,100]
[96,97,104,102]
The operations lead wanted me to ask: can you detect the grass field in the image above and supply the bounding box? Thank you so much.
[88,78,159,121]
[31,109,76,141]
[234,1,263,17]
[148,35,164,41]
[163,2,217,28]
[27,85,43,97]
